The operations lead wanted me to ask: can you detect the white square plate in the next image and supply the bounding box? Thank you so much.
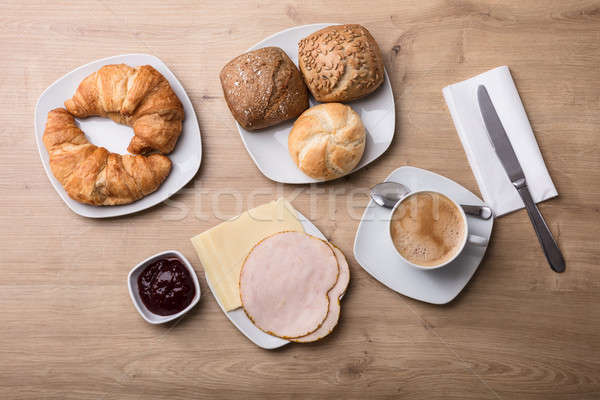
[34,54,202,218]
[353,166,494,304]
[205,209,328,349]
[234,23,395,183]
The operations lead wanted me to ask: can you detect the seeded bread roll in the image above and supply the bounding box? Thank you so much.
[220,47,309,131]
[298,24,385,103]
[288,103,366,180]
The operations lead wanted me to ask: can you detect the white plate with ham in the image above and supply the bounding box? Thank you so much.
[205,210,345,349]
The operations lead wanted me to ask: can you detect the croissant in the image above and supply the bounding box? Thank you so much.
[64,64,184,154]
[43,108,172,206]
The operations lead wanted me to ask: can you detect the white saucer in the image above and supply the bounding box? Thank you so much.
[205,209,327,349]
[235,23,396,184]
[34,54,202,218]
[353,166,494,304]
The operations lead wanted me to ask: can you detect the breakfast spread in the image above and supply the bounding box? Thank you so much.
[43,109,171,205]
[288,103,366,180]
[220,47,309,130]
[298,24,384,102]
[390,191,465,267]
[190,198,304,311]
[138,256,196,316]
[34,22,536,349]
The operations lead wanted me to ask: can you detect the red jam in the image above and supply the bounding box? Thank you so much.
[138,257,195,316]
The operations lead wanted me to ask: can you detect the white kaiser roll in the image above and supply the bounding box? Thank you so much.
[288,103,366,180]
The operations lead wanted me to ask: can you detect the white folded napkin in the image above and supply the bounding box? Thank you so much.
[442,66,558,217]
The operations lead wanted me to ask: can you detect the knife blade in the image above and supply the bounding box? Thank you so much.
[477,85,565,273]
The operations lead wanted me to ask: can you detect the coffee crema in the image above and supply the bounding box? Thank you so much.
[390,191,465,267]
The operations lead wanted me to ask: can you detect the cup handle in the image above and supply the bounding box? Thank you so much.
[467,234,488,247]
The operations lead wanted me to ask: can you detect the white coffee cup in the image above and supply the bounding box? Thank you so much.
[388,190,488,270]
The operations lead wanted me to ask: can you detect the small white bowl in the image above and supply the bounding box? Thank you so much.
[127,250,201,324]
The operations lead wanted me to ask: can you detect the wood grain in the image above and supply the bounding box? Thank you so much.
[1,0,599,399]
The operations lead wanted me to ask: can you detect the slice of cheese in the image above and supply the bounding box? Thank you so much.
[190,198,304,311]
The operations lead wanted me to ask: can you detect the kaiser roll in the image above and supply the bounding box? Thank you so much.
[288,103,366,180]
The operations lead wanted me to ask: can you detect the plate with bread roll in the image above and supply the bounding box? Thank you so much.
[34,54,202,218]
[220,23,395,183]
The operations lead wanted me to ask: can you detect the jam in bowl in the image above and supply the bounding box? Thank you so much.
[128,250,200,324]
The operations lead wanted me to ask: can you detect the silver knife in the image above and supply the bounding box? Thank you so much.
[477,85,565,273]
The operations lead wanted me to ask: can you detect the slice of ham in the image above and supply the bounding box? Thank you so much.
[240,231,339,339]
[290,243,350,343]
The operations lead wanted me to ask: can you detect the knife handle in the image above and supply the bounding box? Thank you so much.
[516,185,566,273]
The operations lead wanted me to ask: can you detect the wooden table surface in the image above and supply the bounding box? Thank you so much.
[2,1,599,399]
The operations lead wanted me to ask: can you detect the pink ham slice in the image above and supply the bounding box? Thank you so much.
[291,243,350,342]
[240,231,339,339]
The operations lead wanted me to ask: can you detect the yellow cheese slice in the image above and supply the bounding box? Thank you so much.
[190,198,304,311]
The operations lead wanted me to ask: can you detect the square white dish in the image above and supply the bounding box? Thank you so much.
[234,23,395,184]
[128,250,201,324]
[34,54,202,218]
[353,166,494,304]
[205,209,328,349]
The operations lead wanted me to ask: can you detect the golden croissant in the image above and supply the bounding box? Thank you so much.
[64,64,184,154]
[43,108,172,206]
